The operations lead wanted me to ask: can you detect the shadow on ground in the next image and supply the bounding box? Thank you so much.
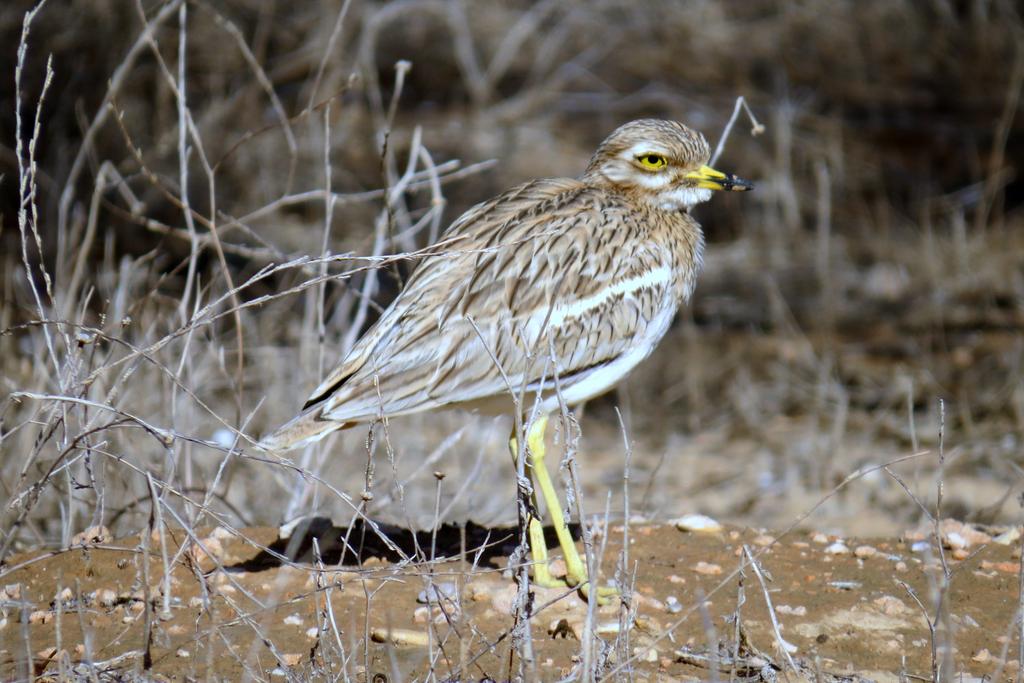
[233,515,581,572]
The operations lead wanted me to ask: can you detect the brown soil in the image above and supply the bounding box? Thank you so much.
[1,519,1019,681]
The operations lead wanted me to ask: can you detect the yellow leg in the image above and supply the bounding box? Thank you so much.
[509,421,564,589]
[514,416,619,603]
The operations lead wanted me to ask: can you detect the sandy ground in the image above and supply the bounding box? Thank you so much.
[1,517,1019,681]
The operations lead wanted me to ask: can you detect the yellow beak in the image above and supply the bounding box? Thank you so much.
[685,164,754,192]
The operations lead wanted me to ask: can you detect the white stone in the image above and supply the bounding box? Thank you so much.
[673,514,723,533]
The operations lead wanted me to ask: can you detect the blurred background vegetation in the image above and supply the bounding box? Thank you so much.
[1,0,1022,550]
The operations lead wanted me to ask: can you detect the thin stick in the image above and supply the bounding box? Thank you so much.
[603,449,932,680]
[15,5,59,378]
[57,0,183,237]
[742,545,798,672]
[174,1,200,326]
[305,0,354,112]
[710,95,765,166]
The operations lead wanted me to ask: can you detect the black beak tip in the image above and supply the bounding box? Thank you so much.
[726,175,754,192]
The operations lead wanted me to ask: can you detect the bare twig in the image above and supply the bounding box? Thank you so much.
[710,95,765,166]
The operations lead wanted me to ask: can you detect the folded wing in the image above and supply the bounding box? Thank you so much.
[261,178,680,450]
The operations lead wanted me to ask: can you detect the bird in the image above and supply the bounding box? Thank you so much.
[260,118,752,601]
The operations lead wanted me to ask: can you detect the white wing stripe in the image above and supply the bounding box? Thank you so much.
[511,262,674,351]
[545,263,673,327]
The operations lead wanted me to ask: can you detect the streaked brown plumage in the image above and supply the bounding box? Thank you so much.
[262,119,751,451]
[262,118,751,601]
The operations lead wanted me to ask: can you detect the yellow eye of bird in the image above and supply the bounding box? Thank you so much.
[637,153,667,170]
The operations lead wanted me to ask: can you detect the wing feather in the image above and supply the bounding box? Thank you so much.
[305,177,687,423]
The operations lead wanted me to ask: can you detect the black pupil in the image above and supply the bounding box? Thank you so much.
[646,155,660,165]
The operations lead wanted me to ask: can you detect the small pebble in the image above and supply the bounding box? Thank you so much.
[972,648,990,663]
[692,561,722,576]
[305,627,319,639]
[636,594,665,610]
[489,585,518,615]
[944,531,967,549]
[951,548,970,561]
[752,534,775,547]
[828,580,861,590]
[29,610,52,625]
[811,533,830,544]
[911,541,931,553]
[776,604,807,616]
[417,582,457,605]
[664,596,682,614]
[72,525,112,546]
[994,527,1021,545]
[371,627,429,647]
[561,593,585,610]
[853,545,877,559]
[465,583,493,602]
[176,649,190,658]
[283,614,303,626]
[981,560,1019,573]
[35,647,59,661]
[668,574,685,584]
[779,638,799,654]
[673,514,722,533]
[960,614,980,628]
[940,519,992,546]
[634,646,659,663]
[824,542,850,555]
[413,606,438,623]
[189,538,224,568]
[281,653,302,667]
[96,589,117,607]
[873,595,908,615]
[895,561,908,572]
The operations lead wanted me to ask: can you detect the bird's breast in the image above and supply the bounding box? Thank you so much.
[654,209,704,303]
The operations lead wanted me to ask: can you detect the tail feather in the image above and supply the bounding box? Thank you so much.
[257,410,347,452]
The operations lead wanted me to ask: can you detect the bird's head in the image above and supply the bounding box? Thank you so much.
[584,119,753,211]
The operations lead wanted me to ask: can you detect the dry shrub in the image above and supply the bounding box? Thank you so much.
[1,0,1022,552]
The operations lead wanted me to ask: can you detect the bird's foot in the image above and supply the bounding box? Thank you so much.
[533,561,620,606]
